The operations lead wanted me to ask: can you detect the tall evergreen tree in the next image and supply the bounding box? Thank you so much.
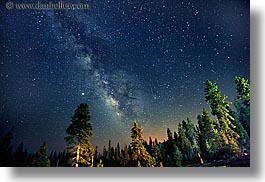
[65,103,94,167]
[102,145,107,166]
[130,120,154,167]
[234,76,250,135]
[184,118,200,161]
[117,143,121,157]
[173,131,178,141]
[197,108,221,158]
[204,80,240,155]
[114,147,120,166]
[106,140,112,166]
[184,118,195,143]
[105,140,115,166]
[147,136,153,154]
[93,146,99,167]
[32,142,50,167]
[49,150,59,167]
[229,107,249,146]
[165,128,182,166]
[158,143,167,166]
[172,143,182,167]
[167,128,173,140]
[235,77,250,107]
[120,144,130,167]
[151,144,163,167]
[177,123,193,162]
[154,138,159,146]
[110,147,115,166]
[233,117,249,146]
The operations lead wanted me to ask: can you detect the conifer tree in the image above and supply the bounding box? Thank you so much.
[235,77,250,107]
[154,138,159,146]
[204,80,240,155]
[109,146,115,166]
[167,128,173,140]
[149,137,153,148]
[32,142,50,167]
[197,108,220,158]
[173,131,178,141]
[165,155,173,166]
[12,142,28,167]
[184,118,196,143]
[102,145,107,165]
[49,150,59,167]
[120,144,130,166]
[229,108,249,146]
[130,120,154,167]
[114,143,121,166]
[103,145,107,158]
[158,143,167,166]
[234,76,250,135]
[172,143,182,167]
[117,143,121,157]
[147,136,153,154]
[184,118,200,161]
[94,146,99,167]
[151,144,163,167]
[177,123,193,162]
[0,127,14,166]
[65,103,94,167]
[106,140,115,166]
[164,127,182,166]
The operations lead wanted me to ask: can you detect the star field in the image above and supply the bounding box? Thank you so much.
[0,0,249,152]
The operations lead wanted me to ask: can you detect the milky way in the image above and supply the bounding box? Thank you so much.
[0,0,249,152]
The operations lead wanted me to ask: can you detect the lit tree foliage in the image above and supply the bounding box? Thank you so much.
[204,80,240,154]
[130,120,154,167]
[229,108,249,146]
[65,103,94,167]
[197,108,221,158]
[235,76,250,135]
[235,77,250,107]
[97,159,103,167]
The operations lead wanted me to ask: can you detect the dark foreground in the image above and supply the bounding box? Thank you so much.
[187,155,250,167]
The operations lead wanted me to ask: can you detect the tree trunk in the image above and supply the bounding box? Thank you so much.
[198,152,204,164]
[90,155,94,167]
[76,143,80,168]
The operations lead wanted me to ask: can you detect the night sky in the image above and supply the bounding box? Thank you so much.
[0,0,249,153]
